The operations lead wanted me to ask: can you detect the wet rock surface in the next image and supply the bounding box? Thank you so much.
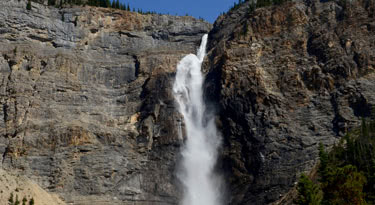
[206,0,375,204]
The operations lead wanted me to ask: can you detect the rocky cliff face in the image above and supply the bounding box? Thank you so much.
[0,0,211,204]
[1,0,375,204]
[205,0,375,204]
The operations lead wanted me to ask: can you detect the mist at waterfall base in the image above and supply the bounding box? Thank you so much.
[173,34,223,205]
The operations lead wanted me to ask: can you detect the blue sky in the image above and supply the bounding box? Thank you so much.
[119,0,238,23]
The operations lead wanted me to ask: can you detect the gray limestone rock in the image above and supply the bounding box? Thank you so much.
[0,0,211,204]
[205,0,375,204]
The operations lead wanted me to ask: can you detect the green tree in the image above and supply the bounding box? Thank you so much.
[26,0,32,10]
[318,143,329,178]
[321,165,367,205]
[256,0,272,7]
[105,0,111,7]
[22,197,27,205]
[242,21,249,36]
[296,174,323,205]
[313,118,375,204]
[361,118,369,137]
[99,0,105,7]
[48,0,56,6]
[28,198,34,205]
[14,195,20,205]
[8,193,14,205]
[248,2,256,13]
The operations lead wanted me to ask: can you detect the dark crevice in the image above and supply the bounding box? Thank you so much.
[51,41,61,48]
[3,54,17,69]
[119,31,142,38]
[2,54,9,61]
[331,92,343,136]
[25,65,32,71]
[1,146,10,165]
[133,55,140,78]
[350,94,372,118]
[40,60,47,68]
[139,77,151,99]
[306,35,327,63]
[2,103,8,125]
[90,28,99,33]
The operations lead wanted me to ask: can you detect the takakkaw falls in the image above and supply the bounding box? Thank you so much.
[1,0,375,204]
[173,34,222,205]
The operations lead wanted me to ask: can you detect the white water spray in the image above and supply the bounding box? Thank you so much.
[173,34,222,205]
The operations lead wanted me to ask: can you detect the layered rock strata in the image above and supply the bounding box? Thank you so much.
[206,0,375,204]
[0,0,211,204]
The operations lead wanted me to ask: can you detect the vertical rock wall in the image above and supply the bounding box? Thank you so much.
[0,0,211,204]
[206,0,375,204]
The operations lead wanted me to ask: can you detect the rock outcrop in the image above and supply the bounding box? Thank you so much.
[205,0,375,204]
[0,0,211,204]
[2,0,375,204]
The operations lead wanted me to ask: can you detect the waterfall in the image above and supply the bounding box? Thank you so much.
[173,34,222,205]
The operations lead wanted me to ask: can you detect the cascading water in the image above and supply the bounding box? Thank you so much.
[173,34,222,205]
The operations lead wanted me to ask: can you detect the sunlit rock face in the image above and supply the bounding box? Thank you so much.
[0,0,211,204]
[205,0,375,204]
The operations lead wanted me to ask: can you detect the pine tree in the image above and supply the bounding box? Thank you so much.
[14,195,20,205]
[242,21,248,36]
[99,0,105,7]
[8,193,14,205]
[296,174,323,205]
[48,0,56,6]
[28,198,34,205]
[26,0,32,10]
[115,0,120,9]
[22,197,27,205]
[321,165,367,205]
[318,143,329,178]
[111,0,115,8]
[248,2,256,13]
[105,0,111,7]
[361,118,369,138]
[256,0,272,8]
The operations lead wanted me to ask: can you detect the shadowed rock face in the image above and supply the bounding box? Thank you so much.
[0,0,211,204]
[205,0,375,204]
